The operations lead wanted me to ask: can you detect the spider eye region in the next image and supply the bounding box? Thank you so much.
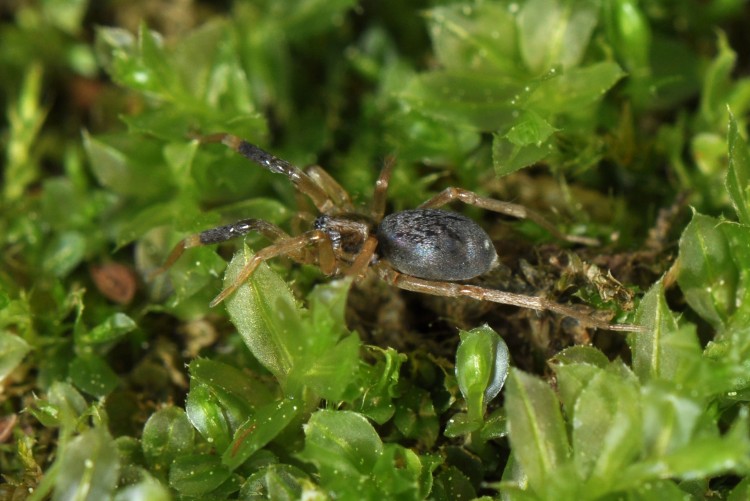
[377,209,499,281]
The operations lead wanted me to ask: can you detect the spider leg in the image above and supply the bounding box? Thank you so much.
[210,230,334,307]
[418,187,599,246]
[149,219,292,279]
[306,165,355,212]
[197,133,336,214]
[345,235,378,280]
[371,155,396,222]
[374,262,644,332]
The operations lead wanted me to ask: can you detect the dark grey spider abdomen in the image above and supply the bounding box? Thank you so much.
[377,209,499,281]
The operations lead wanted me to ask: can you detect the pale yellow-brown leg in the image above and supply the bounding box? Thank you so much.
[374,262,644,332]
[210,230,331,307]
[419,187,599,246]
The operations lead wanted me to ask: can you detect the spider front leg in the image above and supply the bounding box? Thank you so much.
[149,219,292,280]
[210,230,335,307]
[419,187,599,246]
[374,262,644,332]
[196,133,336,214]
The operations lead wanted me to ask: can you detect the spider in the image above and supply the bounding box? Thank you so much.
[151,133,644,333]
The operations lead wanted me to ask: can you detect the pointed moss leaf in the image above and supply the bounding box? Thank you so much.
[48,382,88,429]
[225,249,304,385]
[289,333,360,401]
[393,385,439,447]
[493,134,552,177]
[551,346,610,368]
[142,407,195,473]
[43,231,86,277]
[169,454,232,496]
[518,0,598,73]
[222,398,301,471]
[549,348,608,415]
[82,131,133,195]
[700,34,736,126]
[79,312,137,346]
[677,212,738,329]
[299,410,383,482]
[240,464,308,499]
[723,222,750,329]
[371,444,424,499]
[69,355,119,398]
[504,110,557,146]
[401,71,523,131]
[82,131,173,200]
[188,359,273,424]
[640,385,702,459]
[54,429,120,501]
[425,3,519,74]
[0,331,30,382]
[288,279,360,400]
[113,24,180,99]
[572,370,641,486]
[481,408,509,442]
[169,19,235,105]
[505,369,569,491]
[602,0,651,73]
[432,466,476,500]
[354,347,406,424]
[185,383,232,452]
[631,279,679,382]
[455,325,509,423]
[444,412,477,437]
[727,113,750,225]
[114,475,171,501]
[275,0,358,40]
[527,62,626,114]
[635,408,750,481]
[308,278,352,339]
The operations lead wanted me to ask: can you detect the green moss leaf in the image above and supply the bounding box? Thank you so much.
[505,368,569,493]
[631,279,680,382]
[222,398,301,471]
[298,410,383,490]
[0,331,30,382]
[572,370,641,491]
[239,464,309,499]
[224,248,303,385]
[43,230,86,278]
[518,0,598,73]
[526,62,626,114]
[631,407,750,481]
[142,407,195,475]
[188,358,274,427]
[493,134,553,177]
[54,429,120,501]
[425,3,519,74]
[353,347,405,424]
[78,313,137,346]
[401,71,522,131]
[677,212,739,329]
[185,383,232,452]
[69,355,119,398]
[550,346,610,415]
[169,454,232,496]
[301,410,383,479]
[727,113,750,225]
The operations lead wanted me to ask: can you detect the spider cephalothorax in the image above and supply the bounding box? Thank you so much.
[152,133,643,332]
